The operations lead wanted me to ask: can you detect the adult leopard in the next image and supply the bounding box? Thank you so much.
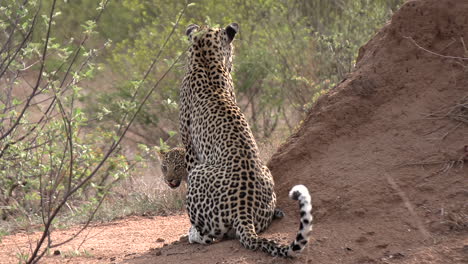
[178,23,313,257]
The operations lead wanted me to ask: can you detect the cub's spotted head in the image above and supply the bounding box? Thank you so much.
[185,23,239,72]
[157,147,187,189]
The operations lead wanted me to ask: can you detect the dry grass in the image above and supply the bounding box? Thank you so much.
[393,155,465,180]
[423,95,468,139]
[426,95,468,123]
[95,163,186,222]
[446,210,468,231]
[0,125,288,237]
[96,129,289,221]
[257,129,290,162]
[396,95,468,174]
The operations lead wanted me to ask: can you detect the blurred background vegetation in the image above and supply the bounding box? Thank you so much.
[0,0,403,242]
[54,0,403,142]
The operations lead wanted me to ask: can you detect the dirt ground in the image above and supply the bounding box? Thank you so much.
[1,0,467,263]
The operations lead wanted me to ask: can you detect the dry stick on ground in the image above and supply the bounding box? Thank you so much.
[393,155,465,180]
[385,174,433,241]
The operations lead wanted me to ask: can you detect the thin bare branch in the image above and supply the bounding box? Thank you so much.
[403,36,468,61]
[0,8,44,142]
[0,2,38,80]
[27,2,188,262]
[116,3,189,136]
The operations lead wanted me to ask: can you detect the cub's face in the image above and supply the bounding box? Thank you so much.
[157,148,187,189]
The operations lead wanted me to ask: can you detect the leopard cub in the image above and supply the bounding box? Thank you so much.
[156,147,187,189]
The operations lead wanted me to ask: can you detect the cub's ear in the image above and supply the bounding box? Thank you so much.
[186,24,200,40]
[225,23,239,43]
[155,148,166,160]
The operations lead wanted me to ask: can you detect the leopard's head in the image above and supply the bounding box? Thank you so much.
[157,147,187,189]
[185,23,239,72]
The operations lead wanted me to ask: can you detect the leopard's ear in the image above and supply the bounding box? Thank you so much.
[225,23,239,43]
[155,148,167,160]
[186,24,200,40]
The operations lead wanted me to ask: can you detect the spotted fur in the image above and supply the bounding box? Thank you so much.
[159,147,285,220]
[178,23,313,257]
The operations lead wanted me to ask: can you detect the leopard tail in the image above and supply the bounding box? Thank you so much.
[236,184,313,257]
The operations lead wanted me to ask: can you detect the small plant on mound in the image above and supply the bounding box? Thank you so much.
[425,95,468,139]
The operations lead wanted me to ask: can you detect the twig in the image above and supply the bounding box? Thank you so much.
[115,2,189,137]
[440,122,463,140]
[386,174,432,241]
[403,36,468,61]
[421,95,468,139]
[393,155,465,181]
[460,36,467,56]
[50,189,111,248]
[393,160,447,169]
[0,0,111,161]
[0,8,39,141]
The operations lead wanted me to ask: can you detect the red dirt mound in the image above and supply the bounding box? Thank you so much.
[268,0,468,263]
[1,0,467,263]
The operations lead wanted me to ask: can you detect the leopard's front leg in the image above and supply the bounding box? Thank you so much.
[188,225,213,244]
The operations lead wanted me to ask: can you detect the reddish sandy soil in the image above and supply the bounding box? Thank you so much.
[1,0,467,263]
[0,215,190,264]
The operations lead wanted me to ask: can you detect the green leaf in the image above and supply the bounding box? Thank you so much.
[168,130,177,138]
